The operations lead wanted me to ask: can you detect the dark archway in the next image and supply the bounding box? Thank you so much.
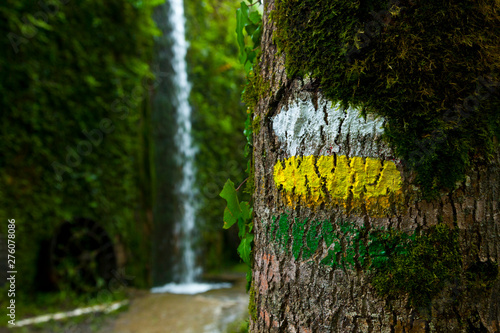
[49,218,117,293]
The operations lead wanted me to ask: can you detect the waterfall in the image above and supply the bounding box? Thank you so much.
[169,0,198,285]
[151,0,230,295]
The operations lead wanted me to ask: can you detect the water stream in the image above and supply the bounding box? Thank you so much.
[151,0,230,295]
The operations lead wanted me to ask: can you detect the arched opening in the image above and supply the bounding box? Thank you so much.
[48,218,118,293]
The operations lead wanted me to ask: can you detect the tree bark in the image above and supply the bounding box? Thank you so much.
[250,1,500,332]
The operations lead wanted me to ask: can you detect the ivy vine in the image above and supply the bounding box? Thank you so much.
[236,1,262,74]
[220,1,262,292]
[220,179,253,289]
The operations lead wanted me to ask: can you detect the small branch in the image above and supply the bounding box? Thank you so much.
[236,178,249,192]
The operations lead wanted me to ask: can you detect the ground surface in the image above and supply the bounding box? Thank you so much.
[9,274,248,333]
[105,275,248,333]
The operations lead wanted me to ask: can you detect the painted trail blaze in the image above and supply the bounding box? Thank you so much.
[273,155,403,215]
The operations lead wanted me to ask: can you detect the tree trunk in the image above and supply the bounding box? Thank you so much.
[250,1,500,332]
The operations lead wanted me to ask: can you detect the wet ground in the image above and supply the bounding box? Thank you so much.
[11,274,248,333]
[105,275,249,333]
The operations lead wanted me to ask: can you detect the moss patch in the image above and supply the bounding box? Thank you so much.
[465,260,499,290]
[248,283,258,322]
[242,65,270,113]
[369,224,462,308]
[273,0,500,196]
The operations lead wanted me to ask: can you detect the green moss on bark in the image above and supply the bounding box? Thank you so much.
[369,224,462,308]
[249,283,258,322]
[273,0,500,196]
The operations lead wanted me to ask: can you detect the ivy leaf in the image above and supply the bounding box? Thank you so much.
[249,11,261,25]
[251,25,262,46]
[238,201,253,237]
[237,233,254,265]
[236,1,249,62]
[246,47,256,60]
[239,51,247,67]
[220,179,252,230]
[220,179,241,229]
[245,23,258,36]
[244,61,253,75]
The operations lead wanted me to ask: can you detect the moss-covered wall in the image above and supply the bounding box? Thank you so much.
[0,0,159,294]
[273,0,500,196]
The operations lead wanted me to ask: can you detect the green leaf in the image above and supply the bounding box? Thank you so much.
[246,50,256,65]
[235,2,249,62]
[244,60,253,74]
[251,25,262,45]
[240,201,252,222]
[249,11,261,24]
[220,179,252,229]
[237,233,254,265]
[245,23,258,36]
[239,51,247,66]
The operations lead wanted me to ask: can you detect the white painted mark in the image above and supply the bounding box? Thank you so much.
[272,94,387,157]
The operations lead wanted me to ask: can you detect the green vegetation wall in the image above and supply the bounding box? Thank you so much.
[0,0,161,295]
[185,0,249,271]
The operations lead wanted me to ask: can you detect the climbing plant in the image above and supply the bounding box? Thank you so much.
[218,1,262,294]
[236,0,263,74]
[220,179,254,289]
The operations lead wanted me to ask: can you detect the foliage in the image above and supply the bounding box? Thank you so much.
[217,0,263,283]
[237,0,262,195]
[236,1,262,74]
[184,0,249,270]
[0,0,160,298]
[220,179,253,289]
[273,0,500,196]
[226,319,250,333]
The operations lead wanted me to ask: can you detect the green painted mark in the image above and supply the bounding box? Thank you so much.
[277,214,290,253]
[320,249,338,268]
[292,217,307,260]
[322,219,335,247]
[304,219,322,260]
[267,213,476,307]
[268,215,278,239]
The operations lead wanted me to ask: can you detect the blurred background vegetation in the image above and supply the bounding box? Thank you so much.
[0,0,247,321]
[186,0,248,270]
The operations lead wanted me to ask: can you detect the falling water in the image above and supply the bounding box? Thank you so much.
[151,0,230,295]
[168,0,198,286]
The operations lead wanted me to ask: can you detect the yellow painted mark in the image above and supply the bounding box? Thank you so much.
[273,155,403,215]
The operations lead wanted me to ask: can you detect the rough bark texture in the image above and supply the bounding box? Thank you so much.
[250,1,500,332]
